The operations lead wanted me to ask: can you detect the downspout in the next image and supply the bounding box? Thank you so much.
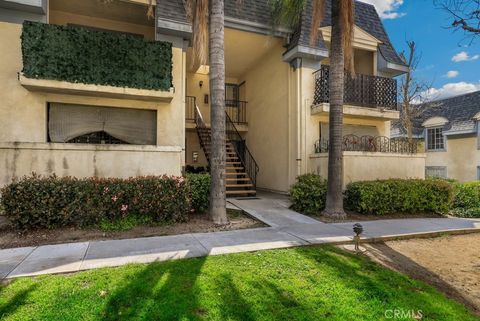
[296,61,303,178]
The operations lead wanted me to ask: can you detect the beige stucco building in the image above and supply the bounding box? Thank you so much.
[0,0,426,194]
[392,91,480,182]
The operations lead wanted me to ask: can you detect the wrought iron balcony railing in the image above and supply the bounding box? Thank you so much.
[313,65,398,109]
[226,100,247,125]
[186,97,247,125]
[314,135,418,154]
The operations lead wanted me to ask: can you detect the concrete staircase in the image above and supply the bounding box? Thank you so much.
[196,127,256,196]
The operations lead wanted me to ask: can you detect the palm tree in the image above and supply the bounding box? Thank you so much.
[322,0,354,219]
[272,0,354,218]
[185,0,229,225]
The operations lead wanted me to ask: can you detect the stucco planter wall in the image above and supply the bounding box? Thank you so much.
[309,151,426,187]
[0,142,182,186]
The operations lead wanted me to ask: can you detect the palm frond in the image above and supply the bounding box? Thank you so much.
[147,0,154,20]
[183,0,209,68]
[309,0,325,46]
[340,0,355,75]
[268,0,307,31]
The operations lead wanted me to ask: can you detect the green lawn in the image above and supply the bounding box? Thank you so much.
[0,246,478,321]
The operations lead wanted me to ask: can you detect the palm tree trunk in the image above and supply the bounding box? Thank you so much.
[209,0,229,225]
[323,0,346,218]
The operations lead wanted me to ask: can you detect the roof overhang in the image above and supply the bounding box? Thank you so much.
[282,45,329,63]
[378,53,409,76]
[443,129,477,136]
[156,18,192,39]
[0,0,46,14]
[157,16,291,40]
[225,16,291,37]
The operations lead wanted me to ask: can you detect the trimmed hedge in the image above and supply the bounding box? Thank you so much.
[453,181,480,209]
[186,173,210,213]
[345,179,454,215]
[289,174,327,215]
[451,181,480,218]
[1,175,189,231]
[21,21,172,90]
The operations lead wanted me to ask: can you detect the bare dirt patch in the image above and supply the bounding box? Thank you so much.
[364,233,480,315]
[0,209,265,249]
[314,210,444,223]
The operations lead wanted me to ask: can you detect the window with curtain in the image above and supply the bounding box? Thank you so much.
[426,127,445,151]
[48,103,157,145]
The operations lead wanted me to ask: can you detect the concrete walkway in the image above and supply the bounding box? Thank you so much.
[1,192,479,279]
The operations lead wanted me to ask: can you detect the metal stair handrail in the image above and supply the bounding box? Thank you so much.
[225,111,259,188]
[193,104,259,189]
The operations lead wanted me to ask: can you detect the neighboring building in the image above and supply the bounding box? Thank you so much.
[0,0,426,195]
[392,91,480,182]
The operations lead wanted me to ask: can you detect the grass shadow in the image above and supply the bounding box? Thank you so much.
[0,282,37,319]
[101,256,207,321]
[294,245,478,320]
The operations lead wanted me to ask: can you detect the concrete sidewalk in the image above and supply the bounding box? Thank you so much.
[1,192,479,279]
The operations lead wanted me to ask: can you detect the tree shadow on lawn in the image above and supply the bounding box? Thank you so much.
[0,282,37,319]
[295,246,478,320]
[100,254,340,321]
[101,256,208,321]
[366,243,480,315]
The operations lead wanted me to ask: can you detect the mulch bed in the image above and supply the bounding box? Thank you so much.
[0,209,265,249]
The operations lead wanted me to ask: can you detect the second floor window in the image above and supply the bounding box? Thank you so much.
[426,127,445,151]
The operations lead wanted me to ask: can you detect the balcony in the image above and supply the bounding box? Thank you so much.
[314,135,418,154]
[20,21,172,99]
[313,65,398,110]
[186,96,247,125]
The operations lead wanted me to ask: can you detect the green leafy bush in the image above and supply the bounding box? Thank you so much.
[452,181,480,210]
[450,207,480,218]
[21,21,172,90]
[1,175,189,231]
[345,179,454,215]
[450,181,480,218]
[186,173,210,213]
[289,174,327,215]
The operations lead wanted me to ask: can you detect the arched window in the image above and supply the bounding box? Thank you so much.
[67,131,128,145]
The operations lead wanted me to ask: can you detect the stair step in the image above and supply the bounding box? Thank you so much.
[226,184,254,188]
[227,162,242,165]
[226,167,244,171]
[226,190,256,196]
[226,177,251,181]
[226,172,248,176]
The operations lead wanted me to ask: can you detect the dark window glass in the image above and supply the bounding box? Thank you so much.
[426,127,444,150]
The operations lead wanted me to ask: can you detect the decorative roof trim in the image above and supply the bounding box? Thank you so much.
[320,25,382,51]
[377,51,409,76]
[422,116,449,128]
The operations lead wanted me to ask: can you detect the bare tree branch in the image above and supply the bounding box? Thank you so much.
[435,0,480,40]
[398,41,436,141]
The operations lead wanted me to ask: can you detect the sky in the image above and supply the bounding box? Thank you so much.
[361,0,480,100]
